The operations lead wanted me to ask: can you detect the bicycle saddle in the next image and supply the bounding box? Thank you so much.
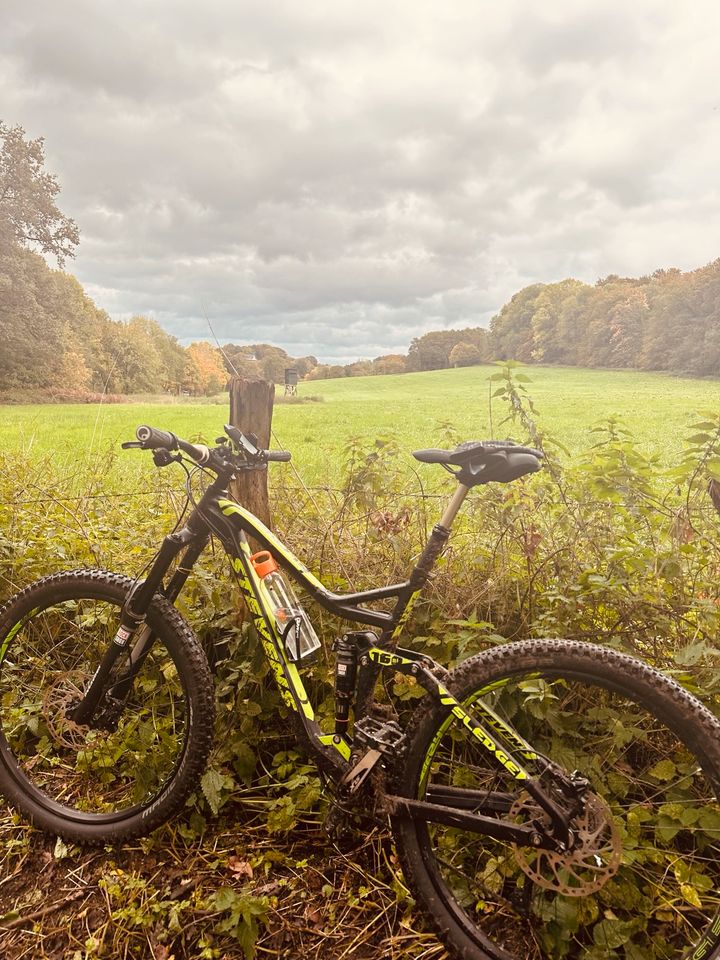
[412,440,542,487]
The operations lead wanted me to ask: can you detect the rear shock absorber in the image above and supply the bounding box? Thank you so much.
[334,634,358,737]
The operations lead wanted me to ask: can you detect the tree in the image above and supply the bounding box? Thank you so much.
[407,331,456,371]
[221,342,302,382]
[449,342,481,367]
[372,354,407,375]
[490,284,544,361]
[607,288,649,368]
[0,246,64,387]
[184,341,227,395]
[347,360,373,377]
[57,329,92,392]
[306,364,346,380]
[259,347,290,383]
[124,315,187,392]
[294,355,318,378]
[0,122,79,265]
[529,279,589,363]
[221,344,263,379]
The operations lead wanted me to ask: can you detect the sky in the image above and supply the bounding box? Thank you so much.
[2,1,720,363]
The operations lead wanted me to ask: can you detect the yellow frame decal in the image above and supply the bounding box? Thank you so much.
[231,547,314,721]
[219,498,324,591]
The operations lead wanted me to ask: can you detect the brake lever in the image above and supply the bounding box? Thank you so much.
[122,440,181,469]
[153,450,182,468]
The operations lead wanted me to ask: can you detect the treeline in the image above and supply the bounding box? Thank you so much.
[0,246,316,397]
[490,263,720,375]
[306,260,720,380]
[307,327,491,380]
[5,244,720,396]
[5,122,720,392]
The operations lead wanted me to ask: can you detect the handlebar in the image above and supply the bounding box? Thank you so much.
[125,424,292,473]
[222,424,291,464]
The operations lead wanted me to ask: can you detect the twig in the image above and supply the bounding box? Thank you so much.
[0,888,86,930]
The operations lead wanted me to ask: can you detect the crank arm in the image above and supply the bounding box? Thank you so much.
[339,749,383,795]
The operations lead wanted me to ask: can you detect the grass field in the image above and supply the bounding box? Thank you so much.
[2,365,720,488]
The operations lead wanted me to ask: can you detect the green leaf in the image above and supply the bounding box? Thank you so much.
[592,918,636,949]
[232,742,257,785]
[213,886,240,913]
[699,808,720,835]
[648,759,676,781]
[680,883,703,908]
[705,457,720,479]
[201,768,226,815]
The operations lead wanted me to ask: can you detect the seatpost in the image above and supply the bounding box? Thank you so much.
[396,482,471,605]
[439,483,470,529]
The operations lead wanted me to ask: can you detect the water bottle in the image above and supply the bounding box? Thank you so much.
[249,551,321,662]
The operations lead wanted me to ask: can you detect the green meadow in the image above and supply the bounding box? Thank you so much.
[2,364,720,488]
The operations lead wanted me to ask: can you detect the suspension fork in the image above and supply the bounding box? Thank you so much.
[71,524,210,725]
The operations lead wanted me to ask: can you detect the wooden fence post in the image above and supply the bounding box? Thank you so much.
[228,377,275,529]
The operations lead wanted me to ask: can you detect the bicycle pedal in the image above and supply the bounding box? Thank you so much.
[354,716,407,756]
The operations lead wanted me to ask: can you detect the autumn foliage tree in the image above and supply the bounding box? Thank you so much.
[183,341,227,395]
[449,342,481,367]
[489,262,720,377]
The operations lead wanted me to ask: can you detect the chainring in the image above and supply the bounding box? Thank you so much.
[510,792,621,896]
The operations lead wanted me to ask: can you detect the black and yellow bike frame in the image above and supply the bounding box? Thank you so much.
[74,476,575,848]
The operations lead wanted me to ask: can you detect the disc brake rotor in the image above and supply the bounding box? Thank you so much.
[42,671,95,750]
[510,792,622,896]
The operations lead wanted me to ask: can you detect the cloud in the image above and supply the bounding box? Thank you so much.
[2,0,719,361]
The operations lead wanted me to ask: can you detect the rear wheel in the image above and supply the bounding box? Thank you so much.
[0,569,215,842]
[394,640,720,960]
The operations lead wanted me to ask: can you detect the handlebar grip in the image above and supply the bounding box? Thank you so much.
[136,426,210,464]
[264,450,292,463]
[136,425,177,450]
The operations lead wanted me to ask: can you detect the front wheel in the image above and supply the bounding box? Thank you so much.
[0,569,215,843]
[393,639,720,960]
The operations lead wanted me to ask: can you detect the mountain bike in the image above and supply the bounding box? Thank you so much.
[2,424,720,960]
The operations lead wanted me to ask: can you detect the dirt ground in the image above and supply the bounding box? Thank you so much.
[0,801,448,960]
